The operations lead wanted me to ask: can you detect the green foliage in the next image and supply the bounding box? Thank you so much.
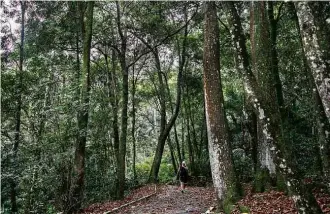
[252,168,273,193]
[136,158,153,184]
[2,0,329,212]
[232,149,254,182]
[238,204,250,213]
[158,161,175,183]
[222,182,240,214]
[135,155,174,184]
[276,174,287,193]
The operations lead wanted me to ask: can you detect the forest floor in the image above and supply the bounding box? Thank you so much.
[82,183,330,214]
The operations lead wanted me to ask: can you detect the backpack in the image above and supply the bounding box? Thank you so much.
[179,166,187,178]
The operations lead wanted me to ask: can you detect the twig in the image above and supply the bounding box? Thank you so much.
[103,185,157,214]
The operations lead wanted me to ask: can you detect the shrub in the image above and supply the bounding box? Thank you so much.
[232,148,254,182]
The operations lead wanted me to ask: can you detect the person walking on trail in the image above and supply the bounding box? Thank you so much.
[177,161,188,193]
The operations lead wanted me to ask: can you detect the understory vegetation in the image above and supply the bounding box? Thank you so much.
[1,1,329,214]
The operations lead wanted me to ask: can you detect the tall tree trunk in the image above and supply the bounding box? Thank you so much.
[184,71,199,162]
[147,5,188,181]
[115,1,128,199]
[181,121,185,160]
[167,137,178,174]
[250,1,276,177]
[183,82,196,174]
[199,103,208,159]
[186,109,194,173]
[118,61,128,199]
[295,2,330,123]
[226,2,322,213]
[69,2,94,213]
[104,50,121,197]
[149,47,182,182]
[11,2,25,212]
[131,66,137,182]
[203,2,237,208]
[314,89,330,186]
[244,105,258,173]
[268,2,285,115]
[174,123,182,163]
[291,3,330,187]
[164,67,181,166]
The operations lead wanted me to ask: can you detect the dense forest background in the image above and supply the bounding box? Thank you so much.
[1,1,329,214]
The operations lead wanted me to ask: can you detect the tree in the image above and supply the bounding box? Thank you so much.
[295,2,330,123]
[291,2,330,188]
[10,1,25,212]
[203,2,237,210]
[225,2,322,213]
[250,1,276,179]
[69,2,94,213]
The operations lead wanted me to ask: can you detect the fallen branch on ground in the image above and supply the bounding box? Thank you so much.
[103,185,157,214]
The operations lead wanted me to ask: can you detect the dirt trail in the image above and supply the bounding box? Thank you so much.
[82,183,330,213]
[124,185,217,214]
[82,184,217,214]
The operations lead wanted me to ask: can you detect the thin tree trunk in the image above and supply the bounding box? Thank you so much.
[115,1,128,199]
[149,47,182,182]
[11,2,25,212]
[164,69,181,165]
[105,50,121,196]
[203,2,237,208]
[185,79,199,160]
[167,137,178,174]
[181,120,185,160]
[69,2,94,213]
[186,109,194,173]
[199,103,208,159]
[142,7,188,181]
[131,69,137,182]
[174,123,182,163]
[226,2,322,213]
[183,82,196,174]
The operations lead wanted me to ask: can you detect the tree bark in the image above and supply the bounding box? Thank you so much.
[148,47,182,182]
[167,137,178,174]
[115,1,129,199]
[295,2,330,123]
[143,6,188,181]
[69,2,94,213]
[203,2,237,208]
[268,2,285,115]
[291,3,330,187]
[131,64,137,182]
[226,2,322,213]
[250,1,276,177]
[104,50,121,197]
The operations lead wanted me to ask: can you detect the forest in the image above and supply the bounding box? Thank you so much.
[1,1,330,214]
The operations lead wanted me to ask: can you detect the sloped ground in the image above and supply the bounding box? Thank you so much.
[82,184,330,214]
